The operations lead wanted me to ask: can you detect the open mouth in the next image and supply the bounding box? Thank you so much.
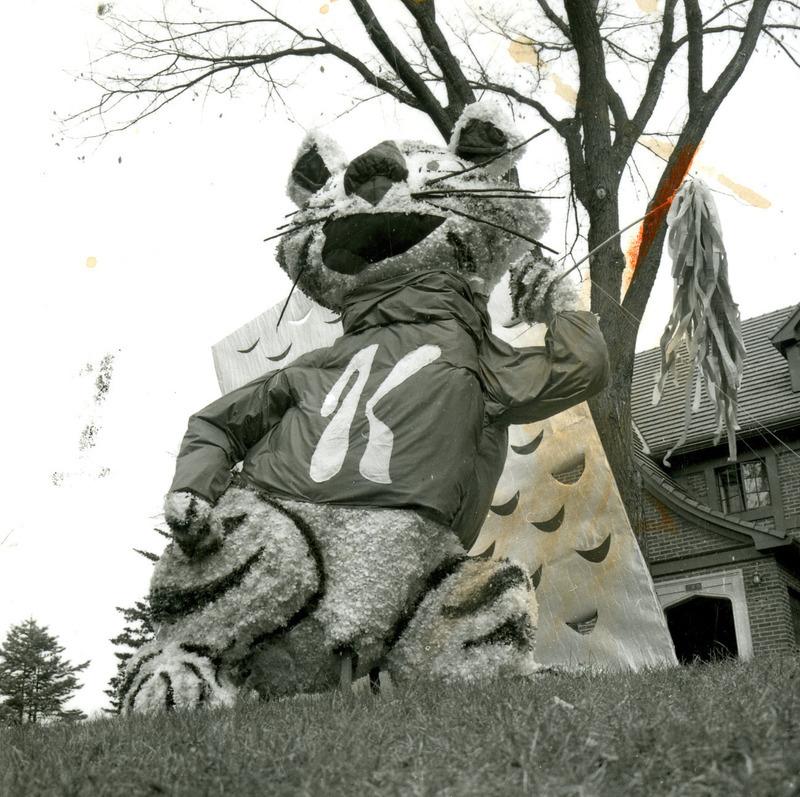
[321,212,446,275]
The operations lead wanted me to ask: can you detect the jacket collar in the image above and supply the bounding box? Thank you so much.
[340,270,491,345]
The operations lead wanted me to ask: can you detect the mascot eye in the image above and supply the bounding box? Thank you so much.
[454,118,508,165]
[292,144,331,194]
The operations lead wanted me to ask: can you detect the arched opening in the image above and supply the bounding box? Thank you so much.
[665,595,739,664]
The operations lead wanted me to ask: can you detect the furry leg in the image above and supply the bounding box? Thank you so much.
[121,486,321,713]
[244,502,464,697]
[386,557,542,683]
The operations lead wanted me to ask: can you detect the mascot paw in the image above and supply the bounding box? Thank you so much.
[121,642,238,714]
[509,248,580,326]
[163,491,220,559]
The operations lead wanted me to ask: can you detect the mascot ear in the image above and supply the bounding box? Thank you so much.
[450,101,526,179]
[287,132,347,207]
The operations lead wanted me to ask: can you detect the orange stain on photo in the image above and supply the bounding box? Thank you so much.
[626,141,702,276]
[639,136,675,161]
[86,257,98,269]
[698,165,771,208]
[320,4,329,12]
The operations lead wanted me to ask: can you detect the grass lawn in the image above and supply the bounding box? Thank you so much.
[2,656,799,797]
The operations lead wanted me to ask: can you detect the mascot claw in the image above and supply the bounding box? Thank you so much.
[163,491,220,559]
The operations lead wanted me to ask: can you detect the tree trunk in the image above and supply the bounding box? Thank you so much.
[589,347,644,552]
[583,192,648,554]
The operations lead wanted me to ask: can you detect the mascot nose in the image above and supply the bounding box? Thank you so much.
[344,141,409,206]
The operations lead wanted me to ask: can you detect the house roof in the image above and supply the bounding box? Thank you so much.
[632,305,800,459]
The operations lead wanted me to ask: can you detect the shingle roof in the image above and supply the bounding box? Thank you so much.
[632,305,800,458]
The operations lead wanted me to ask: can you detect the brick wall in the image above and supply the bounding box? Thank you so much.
[640,493,740,564]
[739,558,800,656]
[640,440,800,658]
[656,560,800,658]
[667,441,800,532]
[674,470,709,504]
[777,446,800,530]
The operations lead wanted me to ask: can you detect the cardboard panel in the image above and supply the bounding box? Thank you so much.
[212,291,342,394]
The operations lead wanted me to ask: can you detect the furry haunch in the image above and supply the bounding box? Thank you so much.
[122,102,610,712]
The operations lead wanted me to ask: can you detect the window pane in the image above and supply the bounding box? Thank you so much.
[741,461,771,509]
[716,465,744,513]
[790,589,800,649]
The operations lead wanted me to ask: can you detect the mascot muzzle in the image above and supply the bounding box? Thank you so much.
[318,141,445,275]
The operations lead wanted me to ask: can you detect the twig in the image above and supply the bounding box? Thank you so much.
[552,198,673,283]
[425,129,549,186]
[423,200,559,255]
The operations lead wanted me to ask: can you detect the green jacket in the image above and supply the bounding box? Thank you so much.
[170,270,609,547]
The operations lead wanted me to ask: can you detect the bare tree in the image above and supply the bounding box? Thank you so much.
[78,0,799,531]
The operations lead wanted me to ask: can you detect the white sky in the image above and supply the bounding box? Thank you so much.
[1,0,798,716]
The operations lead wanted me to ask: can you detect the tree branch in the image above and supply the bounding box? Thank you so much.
[76,15,429,133]
[763,26,800,67]
[705,0,775,111]
[347,0,453,138]
[624,0,774,323]
[397,0,476,116]
[562,0,613,194]
[466,80,562,128]
[685,0,706,112]
[612,0,679,167]
[535,0,571,39]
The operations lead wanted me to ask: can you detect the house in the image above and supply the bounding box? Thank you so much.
[631,305,800,663]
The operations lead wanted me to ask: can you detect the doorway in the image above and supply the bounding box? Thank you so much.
[665,595,739,664]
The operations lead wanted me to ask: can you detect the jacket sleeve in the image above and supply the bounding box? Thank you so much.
[169,369,294,504]
[480,310,610,426]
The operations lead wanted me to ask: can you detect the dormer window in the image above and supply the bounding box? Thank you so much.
[715,460,771,514]
[770,305,800,393]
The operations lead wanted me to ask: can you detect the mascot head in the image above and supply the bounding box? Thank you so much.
[276,102,551,311]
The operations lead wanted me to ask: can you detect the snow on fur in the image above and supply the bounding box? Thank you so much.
[122,641,238,714]
[126,119,563,712]
[277,130,550,311]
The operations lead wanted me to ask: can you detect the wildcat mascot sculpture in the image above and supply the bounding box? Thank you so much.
[121,104,610,712]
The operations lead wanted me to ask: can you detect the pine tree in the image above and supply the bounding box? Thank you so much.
[0,618,90,724]
[104,599,155,713]
[104,539,162,713]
